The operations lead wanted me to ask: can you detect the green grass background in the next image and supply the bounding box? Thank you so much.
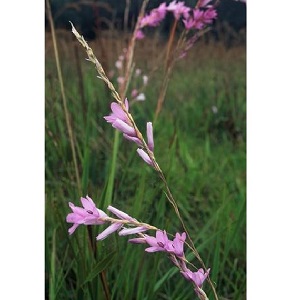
[45,34,246,300]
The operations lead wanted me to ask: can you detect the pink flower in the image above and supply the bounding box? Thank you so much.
[108,205,136,222]
[138,230,186,257]
[118,226,148,236]
[131,88,138,98]
[135,29,145,40]
[140,3,167,28]
[183,17,196,30]
[181,267,210,288]
[145,230,174,253]
[146,122,154,151]
[137,122,154,166]
[66,196,107,235]
[172,232,186,257]
[202,7,217,24]
[104,99,140,145]
[167,1,190,20]
[183,7,217,31]
[128,237,148,244]
[96,223,123,241]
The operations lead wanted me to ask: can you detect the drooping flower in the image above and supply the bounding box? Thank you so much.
[118,226,149,236]
[144,230,174,253]
[181,267,210,288]
[66,196,107,235]
[96,223,123,241]
[137,148,153,165]
[104,99,141,145]
[128,237,148,244]
[172,232,186,257]
[108,205,136,222]
[138,230,186,257]
[104,98,129,124]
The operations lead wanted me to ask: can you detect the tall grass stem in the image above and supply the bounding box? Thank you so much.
[46,0,81,194]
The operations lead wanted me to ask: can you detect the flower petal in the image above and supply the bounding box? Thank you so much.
[123,134,142,146]
[145,246,164,253]
[128,237,147,244]
[96,223,123,241]
[137,148,153,166]
[81,196,96,211]
[68,223,79,235]
[111,102,127,121]
[107,206,136,221]
[113,119,136,136]
[146,122,154,151]
[118,226,148,236]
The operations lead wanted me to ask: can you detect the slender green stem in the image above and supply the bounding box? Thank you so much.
[104,130,120,207]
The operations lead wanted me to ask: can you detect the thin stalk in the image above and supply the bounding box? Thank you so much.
[70,24,219,300]
[46,0,81,194]
[104,1,149,206]
[154,19,178,119]
[120,0,149,99]
[104,130,120,207]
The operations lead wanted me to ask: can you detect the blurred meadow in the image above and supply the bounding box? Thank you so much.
[45,1,246,299]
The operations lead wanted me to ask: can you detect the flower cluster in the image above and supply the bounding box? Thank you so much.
[136,0,217,39]
[104,99,155,166]
[66,196,210,295]
[130,230,210,292]
[66,196,151,240]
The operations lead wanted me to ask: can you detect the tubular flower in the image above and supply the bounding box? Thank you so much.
[172,232,186,257]
[96,223,123,241]
[137,122,155,166]
[66,196,107,235]
[104,98,141,146]
[140,230,186,257]
[144,230,174,253]
[108,205,137,222]
[181,267,210,288]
